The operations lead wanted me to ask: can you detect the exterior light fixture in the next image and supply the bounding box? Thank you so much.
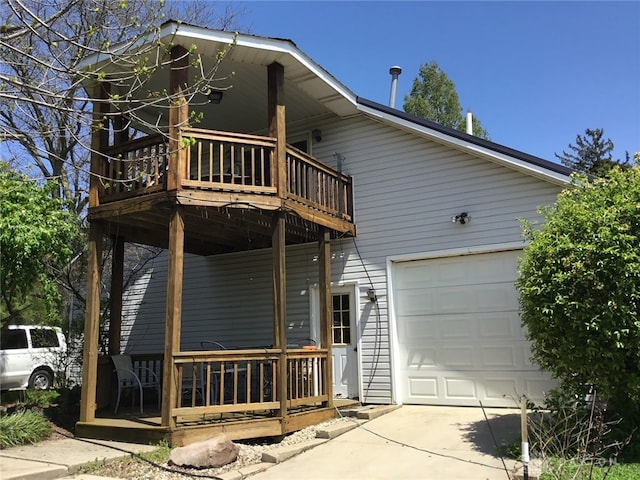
[367,288,377,302]
[312,128,322,142]
[207,89,224,104]
[451,212,470,225]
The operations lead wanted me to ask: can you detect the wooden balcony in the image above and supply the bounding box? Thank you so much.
[94,127,355,244]
[76,348,337,446]
[80,59,347,446]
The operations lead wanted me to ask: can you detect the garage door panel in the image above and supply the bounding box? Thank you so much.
[445,377,477,399]
[441,346,474,367]
[475,283,519,311]
[408,376,439,399]
[481,345,518,368]
[440,317,476,339]
[402,312,524,342]
[395,290,438,315]
[480,314,521,338]
[398,316,437,341]
[484,378,518,402]
[406,347,437,367]
[394,250,556,407]
[397,286,518,315]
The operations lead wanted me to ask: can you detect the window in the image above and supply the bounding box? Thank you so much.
[30,328,59,348]
[332,294,351,345]
[1,329,28,350]
[290,139,308,153]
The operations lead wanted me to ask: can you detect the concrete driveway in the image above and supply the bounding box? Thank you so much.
[251,405,522,480]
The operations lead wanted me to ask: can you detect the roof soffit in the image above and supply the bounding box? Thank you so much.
[82,22,358,129]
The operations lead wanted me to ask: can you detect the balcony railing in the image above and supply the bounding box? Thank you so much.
[172,348,329,421]
[98,128,353,223]
[286,146,353,221]
[101,135,168,197]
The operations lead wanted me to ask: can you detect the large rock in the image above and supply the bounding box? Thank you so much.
[169,434,240,468]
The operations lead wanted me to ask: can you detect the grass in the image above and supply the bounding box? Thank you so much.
[0,409,52,448]
[78,440,172,477]
[539,461,640,480]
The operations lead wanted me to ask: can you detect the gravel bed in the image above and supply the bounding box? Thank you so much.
[84,416,356,480]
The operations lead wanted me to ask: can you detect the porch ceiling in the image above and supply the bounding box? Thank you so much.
[89,25,358,135]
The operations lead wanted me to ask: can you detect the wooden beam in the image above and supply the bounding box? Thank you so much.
[108,236,124,355]
[268,63,286,196]
[167,45,189,191]
[318,228,334,407]
[89,82,110,208]
[79,221,103,423]
[272,211,288,418]
[161,207,185,429]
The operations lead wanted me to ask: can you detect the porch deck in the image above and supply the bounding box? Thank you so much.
[76,406,340,446]
[79,349,345,446]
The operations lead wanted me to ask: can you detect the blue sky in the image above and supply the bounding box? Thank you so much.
[239,1,639,164]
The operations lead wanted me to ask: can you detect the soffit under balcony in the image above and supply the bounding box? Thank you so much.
[98,199,324,256]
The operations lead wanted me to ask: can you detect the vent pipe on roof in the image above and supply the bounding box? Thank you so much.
[388,66,402,108]
[466,110,473,135]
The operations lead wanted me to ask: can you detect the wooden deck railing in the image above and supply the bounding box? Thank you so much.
[181,128,277,194]
[171,348,329,420]
[98,129,353,224]
[286,146,353,221]
[101,135,168,199]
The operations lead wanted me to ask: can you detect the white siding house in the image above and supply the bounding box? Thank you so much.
[117,24,572,408]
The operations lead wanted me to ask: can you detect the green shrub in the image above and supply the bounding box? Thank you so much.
[21,389,61,407]
[517,167,640,428]
[0,409,52,448]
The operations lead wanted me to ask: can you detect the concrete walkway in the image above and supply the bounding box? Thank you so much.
[250,405,522,480]
[0,405,524,480]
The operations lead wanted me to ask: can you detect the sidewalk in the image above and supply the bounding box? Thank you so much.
[0,437,157,480]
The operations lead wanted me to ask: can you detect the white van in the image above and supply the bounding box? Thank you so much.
[0,325,67,390]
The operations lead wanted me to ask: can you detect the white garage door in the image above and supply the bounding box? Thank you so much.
[392,250,556,407]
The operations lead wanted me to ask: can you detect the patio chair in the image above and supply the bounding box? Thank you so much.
[199,341,227,404]
[181,360,206,407]
[111,354,161,414]
[200,340,227,351]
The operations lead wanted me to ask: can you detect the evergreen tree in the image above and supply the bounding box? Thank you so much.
[555,128,628,176]
[403,61,489,139]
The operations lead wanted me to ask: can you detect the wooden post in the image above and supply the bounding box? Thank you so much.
[113,114,129,146]
[79,221,103,423]
[89,81,110,208]
[108,236,125,355]
[268,62,286,196]
[167,45,189,191]
[272,211,288,419]
[318,228,334,407]
[161,207,185,429]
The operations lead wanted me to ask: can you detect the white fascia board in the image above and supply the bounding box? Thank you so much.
[358,103,572,187]
[177,25,359,113]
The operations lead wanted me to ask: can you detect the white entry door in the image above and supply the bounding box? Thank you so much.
[311,285,359,400]
[331,289,359,399]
